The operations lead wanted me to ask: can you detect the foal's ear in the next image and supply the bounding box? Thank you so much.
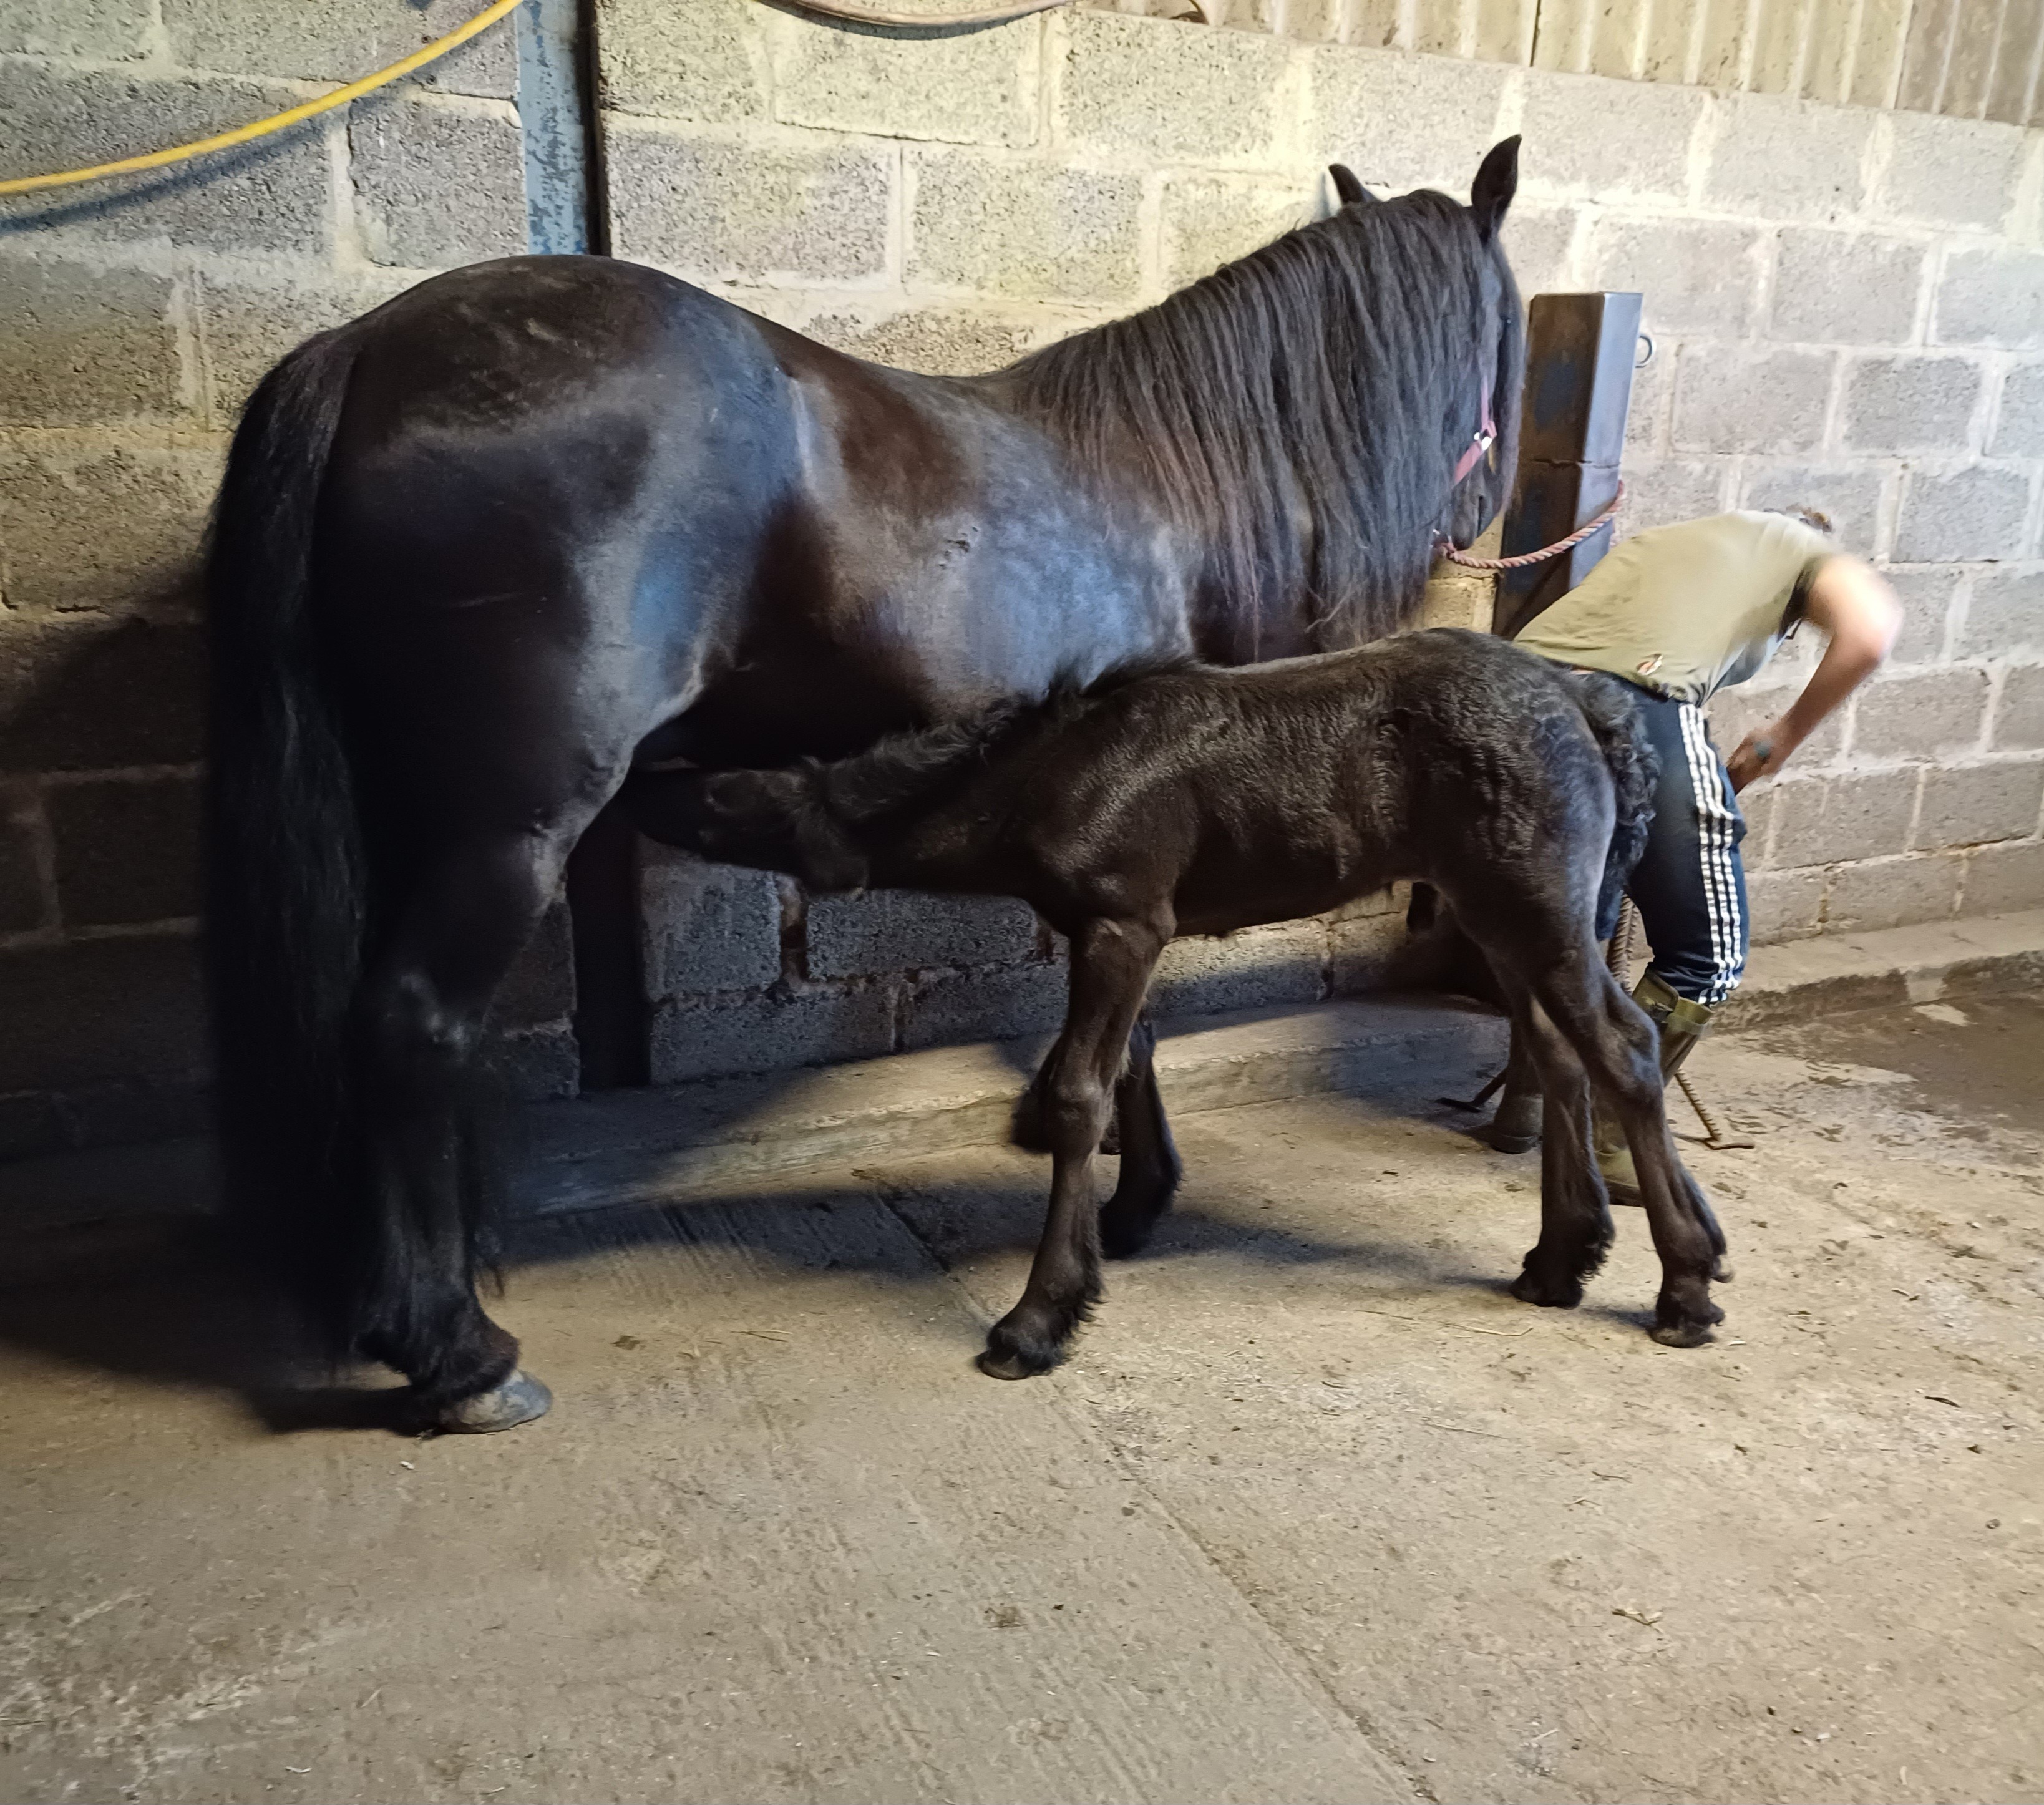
[1328,163,1375,207]
[1469,135,1520,242]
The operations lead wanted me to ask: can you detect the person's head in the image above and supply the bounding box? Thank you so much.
[1771,505,1834,537]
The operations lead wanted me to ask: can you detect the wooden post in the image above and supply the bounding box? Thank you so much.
[1492,291,1643,640]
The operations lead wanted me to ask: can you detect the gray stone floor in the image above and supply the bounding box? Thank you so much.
[3,996,2040,1804]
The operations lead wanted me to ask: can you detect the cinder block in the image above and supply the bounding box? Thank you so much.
[801,306,1041,377]
[1770,769,1918,867]
[1745,867,1826,943]
[1615,460,1731,535]
[490,1024,581,1100]
[1158,177,1310,291]
[349,94,527,269]
[1934,248,2044,351]
[606,125,893,286]
[1990,363,2044,458]
[0,932,203,1092]
[1146,919,1326,1017]
[1061,12,1298,168]
[1879,565,1960,664]
[1701,91,1872,222]
[0,795,47,934]
[807,889,1039,978]
[0,257,185,429]
[494,901,575,1028]
[1960,568,2044,659]
[1670,346,1832,455]
[648,982,895,1083]
[1306,42,1512,188]
[0,0,151,59]
[1893,466,2034,564]
[1823,853,1960,931]
[0,618,204,776]
[908,151,1141,304]
[0,64,335,258]
[1736,465,1884,554]
[194,273,398,429]
[1706,684,1841,779]
[1960,839,2044,913]
[1995,666,2044,751]
[1329,909,1407,992]
[1877,111,2029,231]
[900,960,1068,1050]
[0,445,216,614]
[768,7,1039,147]
[47,774,200,928]
[1848,668,1990,760]
[1513,69,1703,200]
[640,851,783,996]
[1841,355,1983,454]
[1917,761,2044,845]
[1768,228,1929,346]
[596,0,765,120]
[162,0,515,97]
[1498,203,1578,301]
[1585,217,1764,337]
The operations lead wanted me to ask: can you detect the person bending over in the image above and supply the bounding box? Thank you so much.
[1498,506,1903,1195]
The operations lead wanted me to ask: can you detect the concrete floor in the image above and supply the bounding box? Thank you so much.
[2,997,2041,1804]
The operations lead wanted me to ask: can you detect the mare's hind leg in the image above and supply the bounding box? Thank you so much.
[1098,1015,1182,1260]
[1496,986,1614,1310]
[981,916,1167,1379]
[355,832,570,1430]
[1534,956,1725,1346]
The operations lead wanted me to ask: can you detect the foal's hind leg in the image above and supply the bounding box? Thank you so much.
[981,916,1167,1379]
[1495,986,1614,1310]
[1535,958,1725,1345]
[1098,1015,1182,1260]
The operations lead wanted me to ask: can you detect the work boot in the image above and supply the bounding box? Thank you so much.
[1598,970,1715,1205]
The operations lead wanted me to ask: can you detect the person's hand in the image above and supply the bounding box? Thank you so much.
[1726,721,1791,792]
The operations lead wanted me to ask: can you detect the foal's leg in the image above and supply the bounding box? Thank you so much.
[1098,1014,1182,1260]
[1496,985,1615,1310]
[1534,957,1725,1346]
[354,832,565,1429]
[981,916,1166,1379]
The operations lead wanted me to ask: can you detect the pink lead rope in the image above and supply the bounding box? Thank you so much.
[1434,481,1627,572]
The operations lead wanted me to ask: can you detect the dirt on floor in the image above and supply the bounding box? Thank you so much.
[2,996,2040,1805]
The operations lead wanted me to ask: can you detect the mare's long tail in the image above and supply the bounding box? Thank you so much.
[1571,673,1660,943]
[204,328,368,1346]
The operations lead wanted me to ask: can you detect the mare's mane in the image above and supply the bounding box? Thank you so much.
[1003,188,1519,654]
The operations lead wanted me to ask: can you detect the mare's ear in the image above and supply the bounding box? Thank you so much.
[1469,135,1519,242]
[1328,163,1375,207]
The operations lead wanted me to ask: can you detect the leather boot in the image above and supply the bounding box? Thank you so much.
[1598,970,1715,1205]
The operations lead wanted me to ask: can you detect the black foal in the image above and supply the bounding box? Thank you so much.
[627,628,1729,1376]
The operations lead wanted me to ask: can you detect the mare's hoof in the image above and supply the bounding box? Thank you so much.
[978,1320,1065,1381]
[434,1368,554,1433]
[1509,1266,1584,1310]
[977,1348,1048,1381]
[1099,1216,1156,1260]
[1649,1300,1725,1348]
[1712,1256,1735,1284]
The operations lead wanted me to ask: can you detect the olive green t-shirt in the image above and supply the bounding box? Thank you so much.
[1511,510,1836,704]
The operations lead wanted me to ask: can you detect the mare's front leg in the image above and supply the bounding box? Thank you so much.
[1098,1014,1182,1258]
[981,916,1167,1379]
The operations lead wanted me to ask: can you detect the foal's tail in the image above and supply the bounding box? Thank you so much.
[203,328,367,1339]
[1570,673,1659,943]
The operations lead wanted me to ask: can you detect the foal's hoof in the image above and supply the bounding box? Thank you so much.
[1509,1264,1584,1310]
[1648,1300,1725,1349]
[432,1368,554,1433]
[1712,1256,1735,1284]
[977,1320,1064,1381]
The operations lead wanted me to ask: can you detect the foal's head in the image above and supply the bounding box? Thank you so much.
[679,766,870,892]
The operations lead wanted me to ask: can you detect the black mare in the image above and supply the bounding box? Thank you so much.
[205,142,1526,1431]
[630,630,1732,1376]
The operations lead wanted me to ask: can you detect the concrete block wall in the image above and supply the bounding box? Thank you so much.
[0,0,573,1158]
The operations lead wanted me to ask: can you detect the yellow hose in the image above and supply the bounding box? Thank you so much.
[0,0,527,197]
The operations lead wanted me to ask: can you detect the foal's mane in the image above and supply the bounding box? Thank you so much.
[1003,189,1511,654]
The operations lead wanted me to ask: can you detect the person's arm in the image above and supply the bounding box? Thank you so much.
[1726,555,1903,792]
